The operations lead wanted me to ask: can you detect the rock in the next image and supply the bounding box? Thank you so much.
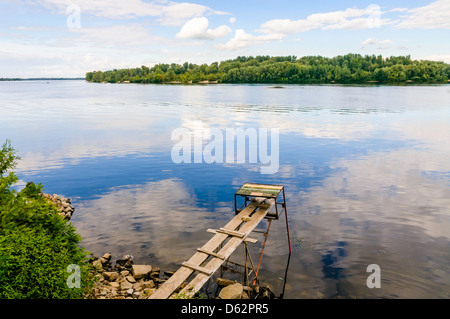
[126,288,134,296]
[92,259,103,271]
[120,281,133,291]
[132,282,142,291]
[126,275,136,283]
[102,253,112,261]
[142,288,156,298]
[254,285,260,294]
[150,271,160,280]
[132,291,141,298]
[141,280,155,289]
[216,278,237,287]
[103,272,119,281]
[117,255,133,267]
[109,282,120,289]
[132,265,152,280]
[41,193,75,221]
[152,267,160,273]
[261,285,275,299]
[218,283,243,299]
[153,278,166,284]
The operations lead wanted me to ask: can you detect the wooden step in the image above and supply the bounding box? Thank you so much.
[206,229,258,243]
[181,262,214,276]
[216,228,246,238]
[196,248,226,260]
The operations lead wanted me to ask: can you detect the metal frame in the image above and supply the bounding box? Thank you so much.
[234,183,287,220]
[219,183,292,298]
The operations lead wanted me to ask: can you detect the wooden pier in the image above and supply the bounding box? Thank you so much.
[150,183,289,299]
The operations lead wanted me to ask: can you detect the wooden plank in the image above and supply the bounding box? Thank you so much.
[181,262,214,276]
[236,183,283,197]
[196,248,225,260]
[216,228,246,238]
[177,199,275,298]
[242,183,284,190]
[206,229,258,244]
[236,187,280,197]
[149,198,265,299]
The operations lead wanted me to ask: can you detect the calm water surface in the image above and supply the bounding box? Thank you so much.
[1,80,449,298]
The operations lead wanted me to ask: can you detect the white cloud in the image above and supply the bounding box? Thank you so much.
[387,8,409,13]
[361,38,394,49]
[39,0,227,26]
[176,17,231,40]
[395,0,450,29]
[216,29,285,51]
[74,179,216,265]
[259,5,391,35]
[216,4,391,51]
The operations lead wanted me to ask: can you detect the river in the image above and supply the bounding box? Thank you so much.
[1,80,449,298]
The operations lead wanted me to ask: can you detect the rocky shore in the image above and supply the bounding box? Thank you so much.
[41,193,75,220]
[44,194,276,299]
[85,253,165,299]
[85,253,275,299]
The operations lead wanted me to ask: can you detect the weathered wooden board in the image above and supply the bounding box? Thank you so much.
[235,183,283,198]
[176,199,275,298]
[149,198,266,299]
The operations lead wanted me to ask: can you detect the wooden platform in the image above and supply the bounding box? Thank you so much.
[149,197,275,299]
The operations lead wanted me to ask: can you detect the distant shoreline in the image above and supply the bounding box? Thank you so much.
[1,78,448,86]
[85,54,450,85]
[0,77,84,81]
[85,80,450,86]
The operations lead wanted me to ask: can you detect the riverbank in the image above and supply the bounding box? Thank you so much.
[85,253,275,299]
[38,193,276,299]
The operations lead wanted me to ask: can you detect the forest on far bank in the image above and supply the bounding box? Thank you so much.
[85,54,450,85]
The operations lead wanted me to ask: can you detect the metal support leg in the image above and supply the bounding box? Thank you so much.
[252,219,272,286]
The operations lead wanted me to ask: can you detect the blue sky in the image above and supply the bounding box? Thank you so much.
[0,0,449,77]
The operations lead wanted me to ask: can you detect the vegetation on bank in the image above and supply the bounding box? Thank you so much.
[86,54,450,85]
[0,78,84,81]
[0,139,93,299]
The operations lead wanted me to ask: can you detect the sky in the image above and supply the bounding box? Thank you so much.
[0,0,449,78]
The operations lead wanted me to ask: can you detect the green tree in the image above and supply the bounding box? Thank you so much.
[0,140,93,299]
[0,139,20,177]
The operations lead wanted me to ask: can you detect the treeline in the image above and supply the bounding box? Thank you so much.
[86,54,450,84]
[0,78,83,81]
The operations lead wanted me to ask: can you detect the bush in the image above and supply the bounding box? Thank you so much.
[0,227,91,299]
[0,139,93,299]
